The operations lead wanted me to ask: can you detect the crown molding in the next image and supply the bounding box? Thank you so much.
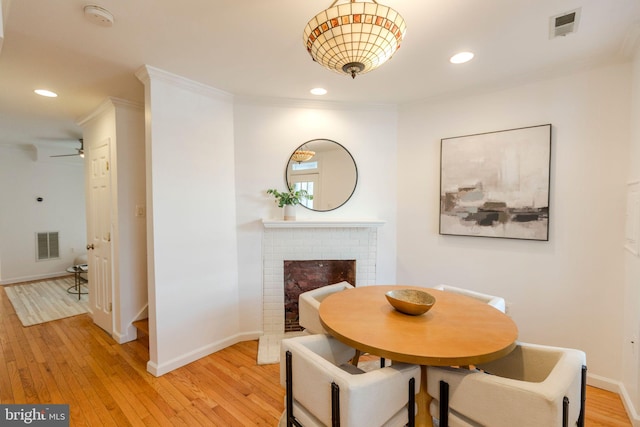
[76,97,143,126]
[135,65,233,103]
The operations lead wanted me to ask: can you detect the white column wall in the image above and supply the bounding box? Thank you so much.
[623,48,640,424]
[233,100,398,334]
[137,66,241,376]
[397,63,630,389]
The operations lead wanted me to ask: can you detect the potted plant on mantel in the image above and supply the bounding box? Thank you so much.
[267,187,313,221]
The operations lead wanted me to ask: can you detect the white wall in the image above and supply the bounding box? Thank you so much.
[233,100,398,334]
[112,100,147,341]
[623,48,640,424]
[0,144,86,284]
[137,66,241,376]
[78,97,147,344]
[397,63,630,389]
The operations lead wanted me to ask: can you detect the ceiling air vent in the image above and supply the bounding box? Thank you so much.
[549,8,581,39]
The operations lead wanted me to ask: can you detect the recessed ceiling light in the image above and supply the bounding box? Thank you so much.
[310,88,327,96]
[34,89,58,98]
[450,51,475,64]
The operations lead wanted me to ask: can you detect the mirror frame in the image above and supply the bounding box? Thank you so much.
[285,139,358,212]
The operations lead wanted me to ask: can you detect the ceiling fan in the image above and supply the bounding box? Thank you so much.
[51,139,84,158]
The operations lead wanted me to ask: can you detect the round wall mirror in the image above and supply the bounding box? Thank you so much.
[286,139,357,212]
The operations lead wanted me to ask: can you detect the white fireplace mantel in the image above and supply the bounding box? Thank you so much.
[262,219,385,228]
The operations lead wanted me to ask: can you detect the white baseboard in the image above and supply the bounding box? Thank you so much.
[588,372,620,392]
[588,373,640,426]
[0,271,69,285]
[620,383,640,427]
[146,331,262,377]
[112,324,138,344]
[111,305,150,344]
[133,305,149,322]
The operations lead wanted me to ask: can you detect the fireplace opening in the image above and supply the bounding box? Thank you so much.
[283,260,356,332]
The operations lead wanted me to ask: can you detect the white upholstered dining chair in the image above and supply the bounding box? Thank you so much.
[433,284,506,313]
[279,334,420,427]
[299,281,354,335]
[427,342,587,427]
[299,281,387,369]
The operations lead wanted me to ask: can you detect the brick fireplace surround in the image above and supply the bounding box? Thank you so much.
[262,219,384,335]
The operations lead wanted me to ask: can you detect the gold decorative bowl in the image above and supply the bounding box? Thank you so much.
[385,289,436,316]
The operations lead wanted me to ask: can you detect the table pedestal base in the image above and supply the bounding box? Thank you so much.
[416,365,434,427]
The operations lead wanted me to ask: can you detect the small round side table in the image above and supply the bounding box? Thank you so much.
[66,265,89,300]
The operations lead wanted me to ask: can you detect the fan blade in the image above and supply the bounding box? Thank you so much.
[50,154,81,157]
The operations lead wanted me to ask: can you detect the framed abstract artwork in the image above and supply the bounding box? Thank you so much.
[440,124,552,241]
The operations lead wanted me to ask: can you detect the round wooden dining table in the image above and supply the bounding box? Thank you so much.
[319,285,518,427]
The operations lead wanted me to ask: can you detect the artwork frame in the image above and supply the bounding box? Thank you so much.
[440,124,552,241]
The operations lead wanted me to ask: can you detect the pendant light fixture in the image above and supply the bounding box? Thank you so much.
[291,146,316,163]
[303,0,407,79]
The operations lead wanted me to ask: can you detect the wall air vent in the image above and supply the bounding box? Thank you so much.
[550,8,581,39]
[36,232,60,261]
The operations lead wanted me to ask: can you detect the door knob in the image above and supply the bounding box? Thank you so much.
[86,244,94,250]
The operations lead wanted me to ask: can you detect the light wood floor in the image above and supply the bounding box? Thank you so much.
[0,283,633,426]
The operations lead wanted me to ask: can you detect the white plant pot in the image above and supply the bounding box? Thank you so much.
[284,204,296,221]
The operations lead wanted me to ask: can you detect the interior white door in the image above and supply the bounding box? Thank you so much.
[87,139,113,334]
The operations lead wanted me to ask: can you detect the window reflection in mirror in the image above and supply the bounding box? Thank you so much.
[286,139,357,212]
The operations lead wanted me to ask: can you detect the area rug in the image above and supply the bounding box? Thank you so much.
[4,277,89,327]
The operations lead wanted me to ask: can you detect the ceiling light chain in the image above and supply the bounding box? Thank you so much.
[303,0,407,79]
